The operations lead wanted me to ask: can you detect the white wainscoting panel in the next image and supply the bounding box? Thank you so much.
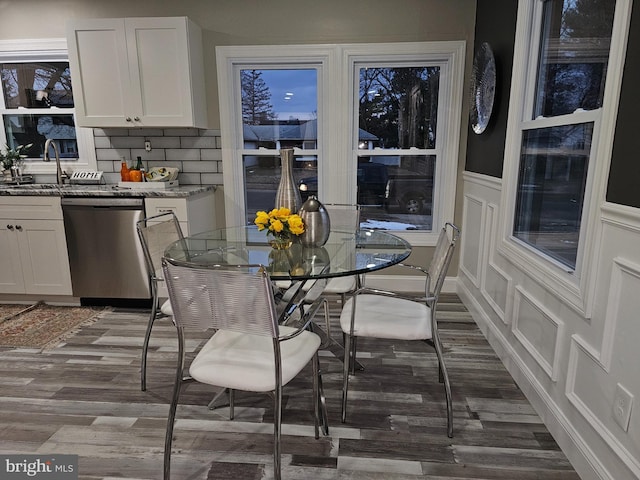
[460,193,485,288]
[480,202,512,324]
[512,286,564,381]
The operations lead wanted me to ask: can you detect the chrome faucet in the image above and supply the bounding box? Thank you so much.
[43,139,68,185]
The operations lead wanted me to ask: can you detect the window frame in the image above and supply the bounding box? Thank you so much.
[0,38,96,175]
[499,0,632,316]
[216,42,465,246]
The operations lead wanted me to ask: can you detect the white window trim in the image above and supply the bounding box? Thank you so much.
[342,42,465,246]
[0,38,96,175]
[216,42,465,246]
[498,0,633,317]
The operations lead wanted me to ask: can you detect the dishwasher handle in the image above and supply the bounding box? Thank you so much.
[61,197,144,208]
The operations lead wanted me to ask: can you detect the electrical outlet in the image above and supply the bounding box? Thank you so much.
[613,383,633,432]
[144,140,152,152]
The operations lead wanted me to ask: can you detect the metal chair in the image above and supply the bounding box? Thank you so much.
[320,203,362,303]
[340,222,461,437]
[162,257,325,480]
[136,212,186,391]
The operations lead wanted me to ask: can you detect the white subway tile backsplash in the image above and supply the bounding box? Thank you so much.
[93,136,113,148]
[165,128,199,137]
[181,136,217,149]
[201,129,221,137]
[201,173,224,184]
[128,128,164,136]
[166,148,200,161]
[145,137,181,149]
[131,150,166,162]
[94,128,224,186]
[110,136,148,149]
[182,160,217,173]
[201,149,222,161]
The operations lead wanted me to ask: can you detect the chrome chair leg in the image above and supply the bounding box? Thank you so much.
[273,383,283,480]
[207,387,229,410]
[141,294,158,391]
[341,333,353,423]
[229,389,235,420]
[163,328,185,480]
[432,334,453,438]
[312,352,320,439]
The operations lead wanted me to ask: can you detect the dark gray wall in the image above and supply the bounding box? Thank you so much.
[464,0,517,178]
[467,0,640,210]
[607,2,640,208]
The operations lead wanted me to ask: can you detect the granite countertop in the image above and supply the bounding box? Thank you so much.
[0,183,216,198]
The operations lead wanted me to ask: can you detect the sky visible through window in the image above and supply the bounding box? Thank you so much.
[257,69,317,121]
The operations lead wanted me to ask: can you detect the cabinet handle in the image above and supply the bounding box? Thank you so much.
[15,225,22,231]
[134,116,140,122]
[126,117,132,122]
[6,224,14,231]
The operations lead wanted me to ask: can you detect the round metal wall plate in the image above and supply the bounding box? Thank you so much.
[470,42,496,134]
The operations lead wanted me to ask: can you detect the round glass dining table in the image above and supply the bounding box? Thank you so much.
[163,225,412,281]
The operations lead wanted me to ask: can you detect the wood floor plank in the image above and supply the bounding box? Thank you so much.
[0,295,582,479]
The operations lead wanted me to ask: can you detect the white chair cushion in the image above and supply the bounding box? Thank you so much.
[340,294,432,341]
[323,276,356,294]
[189,326,321,392]
[160,299,173,316]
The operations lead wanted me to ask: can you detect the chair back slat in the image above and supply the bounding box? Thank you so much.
[163,259,279,337]
[427,223,461,298]
[324,203,360,232]
[137,213,185,281]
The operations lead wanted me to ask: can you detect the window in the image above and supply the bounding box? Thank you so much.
[512,0,615,271]
[502,0,629,312]
[0,39,95,175]
[356,65,439,230]
[217,42,464,245]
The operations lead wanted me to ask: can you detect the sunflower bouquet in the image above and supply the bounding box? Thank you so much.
[254,207,305,247]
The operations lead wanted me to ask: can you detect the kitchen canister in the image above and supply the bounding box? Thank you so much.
[298,195,331,247]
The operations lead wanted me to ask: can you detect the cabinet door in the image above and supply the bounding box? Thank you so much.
[67,18,133,128]
[125,17,200,127]
[0,225,25,294]
[17,220,73,296]
[67,17,207,128]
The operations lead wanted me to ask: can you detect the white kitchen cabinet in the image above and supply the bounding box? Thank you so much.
[0,197,72,296]
[144,189,216,236]
[67,16,207,128]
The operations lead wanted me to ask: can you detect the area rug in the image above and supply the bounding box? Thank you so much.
[0,302,106,349]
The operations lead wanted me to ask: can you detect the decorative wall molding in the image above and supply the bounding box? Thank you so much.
[512,285,564,381]
[566,335,640,479]
[601,201,640,232]
[457,280,607,480]
[480,203,512,324]
[460,193,485,288]
[462,170,502,191]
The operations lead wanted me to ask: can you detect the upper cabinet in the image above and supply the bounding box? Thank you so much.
[66,17,208,128]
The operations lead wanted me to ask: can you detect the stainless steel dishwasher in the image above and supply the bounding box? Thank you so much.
[61,197,150,300]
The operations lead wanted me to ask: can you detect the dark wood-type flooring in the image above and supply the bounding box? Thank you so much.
[0,294,581,479]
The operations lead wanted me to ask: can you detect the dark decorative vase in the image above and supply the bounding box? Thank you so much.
[274,148,301,212]
[299,195,331,247]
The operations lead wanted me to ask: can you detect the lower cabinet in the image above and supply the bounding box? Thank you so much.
[144,189,216,235]
[0,197,73,295]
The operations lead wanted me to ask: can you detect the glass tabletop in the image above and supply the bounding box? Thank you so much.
[164,225,412,281]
